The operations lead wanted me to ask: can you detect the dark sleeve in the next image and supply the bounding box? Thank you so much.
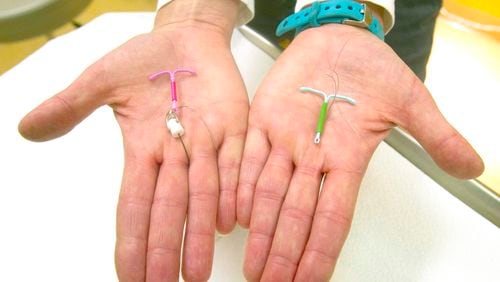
[385,0,443,81]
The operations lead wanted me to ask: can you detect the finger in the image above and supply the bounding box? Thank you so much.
[260,162,322,281]
[294,170,362,281]
[182,146,219,282]
[146,142,189,282]
[18,65,110,141]
[237,127,271,228]
[217,133,245,234]
[115,151,159,282]
[401,77,484,179]
[243,149,293,282]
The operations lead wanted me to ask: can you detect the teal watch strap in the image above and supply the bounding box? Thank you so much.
[276,0,384,40]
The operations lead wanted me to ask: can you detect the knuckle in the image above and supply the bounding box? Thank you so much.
[254,175,290,200]
[219,183,237,193]
[53,95,78,120]
[254,189,284,203]
[294,163,321,178]
[118,194,151,211]
[249,228,274,241]
[147,245,180,257]
[304,247,337,264]
[218,158,241,172]
[190,148,216,162]
[185,225,214,238]
[218,187,236,204]
[237,178,255,198]
[242,155,266,170]
[189,189,218,202]
[267,151,292,171]
[152,195,187,210]
[162,155,189,168]
[280,206,314,224]
[268,252,298,268]
[315,209,352,230]
[433,131,459,152]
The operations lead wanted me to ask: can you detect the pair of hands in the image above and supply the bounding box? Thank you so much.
[18,2,483,281]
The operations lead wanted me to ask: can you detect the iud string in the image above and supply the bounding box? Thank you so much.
[299,86,356,144]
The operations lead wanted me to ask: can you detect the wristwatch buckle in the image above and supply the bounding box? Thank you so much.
[343,3,373,29]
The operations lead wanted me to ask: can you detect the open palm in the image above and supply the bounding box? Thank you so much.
[237,24,484,281]
[19,24,248,281]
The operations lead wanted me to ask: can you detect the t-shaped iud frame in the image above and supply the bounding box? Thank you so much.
[149,68,196,113]
[300,86,357,144]
[149,68,196,138]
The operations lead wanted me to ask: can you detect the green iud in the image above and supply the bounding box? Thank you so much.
[300,87,357,144]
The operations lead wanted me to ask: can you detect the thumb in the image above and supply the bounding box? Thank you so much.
[400,76,484,179]
[18,66,109,142]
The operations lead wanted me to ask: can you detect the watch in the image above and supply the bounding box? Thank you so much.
[276,0,384,40]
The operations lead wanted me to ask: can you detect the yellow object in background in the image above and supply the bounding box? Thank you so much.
[443,0,500,35]
[451,0,500,18]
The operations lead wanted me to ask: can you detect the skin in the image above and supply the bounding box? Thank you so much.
[236,24,484,281]
[18,2,484,282]
[18,1,246,281]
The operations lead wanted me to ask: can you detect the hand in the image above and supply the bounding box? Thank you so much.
[237,24,484,281]
[18,1,247,281]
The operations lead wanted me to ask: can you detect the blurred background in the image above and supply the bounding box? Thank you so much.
[0,0,156,74]
[0,0,498,194]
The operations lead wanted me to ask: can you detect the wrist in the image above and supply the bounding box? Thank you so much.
[154,0,239,40]
[276,0,385,40]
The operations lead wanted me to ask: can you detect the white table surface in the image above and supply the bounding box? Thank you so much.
[0,12,498,282]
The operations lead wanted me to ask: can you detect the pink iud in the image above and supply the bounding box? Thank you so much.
[149,68,196,112]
